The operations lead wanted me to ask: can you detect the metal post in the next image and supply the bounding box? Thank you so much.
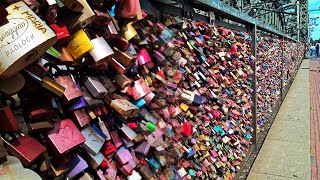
[249,24,257,151]
[297,0,300,41]
[281,36,284,101]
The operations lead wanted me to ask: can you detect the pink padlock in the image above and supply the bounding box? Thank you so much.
[137,48,151,65]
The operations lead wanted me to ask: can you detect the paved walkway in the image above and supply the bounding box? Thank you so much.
[247,59,311,180]
[310,59,320,180]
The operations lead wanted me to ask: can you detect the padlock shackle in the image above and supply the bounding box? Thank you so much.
[0,96,15,109]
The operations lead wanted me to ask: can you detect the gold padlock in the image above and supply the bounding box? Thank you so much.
[67,29,94,60]
[120,22,137,41]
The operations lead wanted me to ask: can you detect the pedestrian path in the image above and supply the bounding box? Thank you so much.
[310,60,320,180]
[247,59,311,180]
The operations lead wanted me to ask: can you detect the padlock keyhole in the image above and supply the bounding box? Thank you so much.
[26,51,37,61]
[81,22,87,27]
[71,3,77,10]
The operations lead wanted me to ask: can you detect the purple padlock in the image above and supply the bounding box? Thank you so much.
[67,154,89,179]
[65,84,87,111]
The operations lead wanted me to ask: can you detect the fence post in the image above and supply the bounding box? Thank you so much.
[281,36,284,101]
[249,24,257,151]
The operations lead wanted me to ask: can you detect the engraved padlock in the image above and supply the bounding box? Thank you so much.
[0,1,57,79]
[104,94,139,117]
[67,29,94,60]
[81,126,105,155]
[47,119,86,155]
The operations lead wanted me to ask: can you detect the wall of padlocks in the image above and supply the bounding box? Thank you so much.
[0,0,304,180]
[256,36,305,131]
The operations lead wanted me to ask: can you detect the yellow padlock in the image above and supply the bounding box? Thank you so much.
[67,29,94,60]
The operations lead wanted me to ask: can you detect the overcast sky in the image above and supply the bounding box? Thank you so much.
[309,0,320,40]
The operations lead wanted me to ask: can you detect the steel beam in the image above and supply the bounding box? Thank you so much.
[192,0,298,42]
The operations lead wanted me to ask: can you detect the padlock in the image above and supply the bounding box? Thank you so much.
[147,158,161,173]
[83,76,108,98]
[85,152,105,169]
[65,94,87,111]
[128,170,142,180]
[93,9,112,25]
[67,29,94,60]
[79,172,94,180]
[116,0,140,18]
[109,129,123,148]
[28,121,54,133]
[109,35,131,51]
[67,154,89,179]
[37,0,58,24]
[0,1,57,79]
[104,95,139,117]
[114,74,132,89]
[121,22,138,41]
[47,119,86,155]
[98,76,117,94]
[119,159,135,175]
[115,146,133,165]
[56,46,75,64]
[108,57,130,74]
[2,132,46,166]
[89,36,114,66]
[81,87,104,107]
[102,140,117,157]
[0,97,19,132]
[23,69,65,97]
[49,22,70,45]
[113,47,135,67]
[93,19,118,40]
[59,0,84,12]
[51,156,70,176]
[59,0,95,33]
[137,48,151,66]
[139,165,154,179]
[81,126,105,155]
[55,75,83,103]
[134,141,150,156]
[130,78,151,100]
[0,73,25,96]
[73,108,91,128]
[121,124,137,142]
[97,118,111,140]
